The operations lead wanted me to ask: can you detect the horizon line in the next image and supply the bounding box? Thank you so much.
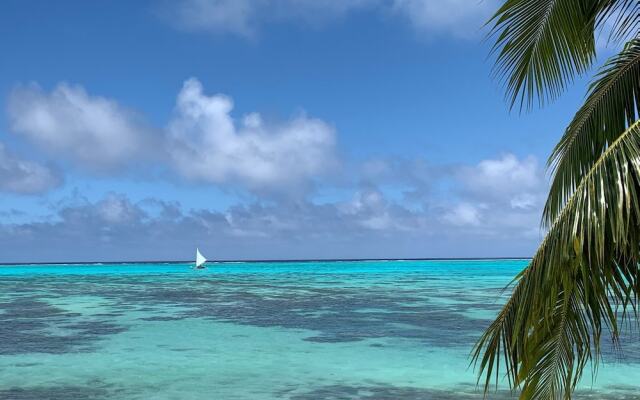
[0,256,533,266]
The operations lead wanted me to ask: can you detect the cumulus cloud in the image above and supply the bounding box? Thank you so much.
[457,154,545,207]
[7,83,156,171]
[93,193,146,225]
[167,78,338,194]
[439,154,547,236]
[355,153,546,237]
[0,142,61,194]
[5,79,338,196]
[338,188,427,231]
[162,0,496,38]
[442,203,482,226]
[357,157,450,204]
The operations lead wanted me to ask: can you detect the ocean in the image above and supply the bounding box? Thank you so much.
[0,259,638,399]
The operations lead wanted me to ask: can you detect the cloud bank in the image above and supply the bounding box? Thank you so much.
[0,181,542,263]
[0,151,546,261]
[2,78,546,260]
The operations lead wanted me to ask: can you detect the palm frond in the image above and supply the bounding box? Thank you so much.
[518,290,587,400]
[544,38,640,226]
[597,0,640,44]
[488,0,601,110]
[473,120,640,399]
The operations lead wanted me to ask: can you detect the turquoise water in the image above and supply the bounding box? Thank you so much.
[0,259,638,399]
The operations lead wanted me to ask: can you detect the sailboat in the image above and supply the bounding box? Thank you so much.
[194,248,207,269]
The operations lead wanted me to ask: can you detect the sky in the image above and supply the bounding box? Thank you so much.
[0,0,604,262]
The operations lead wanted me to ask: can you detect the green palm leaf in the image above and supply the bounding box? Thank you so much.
[598,0,640,44]
[544,38,640,226]
[478,1,640,399]
[473,120,640,399]
[488,0,600,109]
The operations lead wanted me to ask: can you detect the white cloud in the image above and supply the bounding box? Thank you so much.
[392,0,497,38]
[7,83,156,171]
[349,153,546,237]
[5,78,338,196]
[0,142,61,194]
[95,193,145,224]
[459,154,543,201]
[167,0,257,37]
[443,202,481,226]
[437,153,547,236]
[167,78,338,193]
[342,189,401,230]
[163,0,496,38]
[510,193,537,210]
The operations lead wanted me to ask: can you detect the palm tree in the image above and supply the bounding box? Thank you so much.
[471,1,640,399]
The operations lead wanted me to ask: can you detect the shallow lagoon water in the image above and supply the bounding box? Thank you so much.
[0,259,638,399]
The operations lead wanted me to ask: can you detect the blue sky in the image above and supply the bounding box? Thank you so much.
[0,0,600,262]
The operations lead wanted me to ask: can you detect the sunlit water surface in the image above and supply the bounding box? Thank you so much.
[0,260,638,399]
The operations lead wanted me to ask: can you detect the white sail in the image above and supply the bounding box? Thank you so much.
[195,248,207,268]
